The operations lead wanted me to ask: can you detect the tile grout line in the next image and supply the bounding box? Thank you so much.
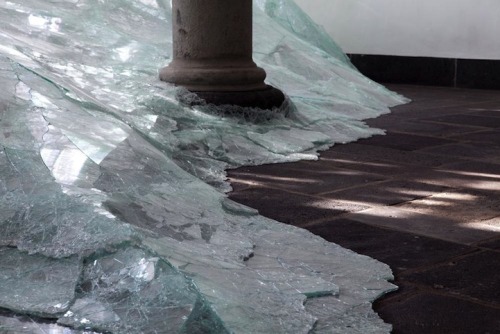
[396,248,485,277]
[377,281,500,311]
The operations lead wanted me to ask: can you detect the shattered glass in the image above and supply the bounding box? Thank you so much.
[0,0,406,333]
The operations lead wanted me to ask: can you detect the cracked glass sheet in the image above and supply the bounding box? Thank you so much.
[0,0,404,333]
[0,248,80,317]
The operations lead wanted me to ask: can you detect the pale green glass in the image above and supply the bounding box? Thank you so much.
[0,1,405,332]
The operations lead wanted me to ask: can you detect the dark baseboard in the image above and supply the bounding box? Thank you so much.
[348,54,500,90]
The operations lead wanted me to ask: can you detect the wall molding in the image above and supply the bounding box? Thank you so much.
[348,54,500,90]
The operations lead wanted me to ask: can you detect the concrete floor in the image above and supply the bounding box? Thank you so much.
[228,84,500,334]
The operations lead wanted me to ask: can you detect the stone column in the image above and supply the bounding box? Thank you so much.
[160,0,284,109]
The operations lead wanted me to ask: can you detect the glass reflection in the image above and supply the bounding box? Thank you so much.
[28,14,61,32]
[41,147,88,185]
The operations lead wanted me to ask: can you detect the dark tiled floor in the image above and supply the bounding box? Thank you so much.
[228,84,500,333]
[357,132,455,151]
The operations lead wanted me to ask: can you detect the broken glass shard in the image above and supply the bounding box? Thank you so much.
[58,247,225,333]
[0,0,406,332]
[0,248,80,317]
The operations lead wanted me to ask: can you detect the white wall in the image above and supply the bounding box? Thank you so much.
[294,0,500,60]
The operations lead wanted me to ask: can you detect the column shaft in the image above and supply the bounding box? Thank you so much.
[160,0,284,108]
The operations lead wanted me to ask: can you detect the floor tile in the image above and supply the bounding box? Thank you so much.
[366,117,484,138]
[464,101,500,110]
[384,84,500,102]
[229,163,385,195]
[439,160,500,175]
[308,219,472,274]
[324,180,449,206]
[398,189,500,224]
[347,207,498,244]
[423,114,500,128]
[388,97,494,114]
[389,104,492,118]
[449,129,500,145]
[419,143,500,163]
[316,154,411,176]
[478,237,500,250]
[404,251,500,305]
[375,292,500,334]
[324,143,461,167]
[406,168,500,192]
[467,216,500,235]
[356,132,455,151]
[465,108,500,118]
[228,187,368,226]
[432,160,500,189]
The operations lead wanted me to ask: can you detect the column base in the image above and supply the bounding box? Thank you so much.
[182,85,285,110]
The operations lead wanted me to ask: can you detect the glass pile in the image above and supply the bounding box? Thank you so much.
[0,0,407,332]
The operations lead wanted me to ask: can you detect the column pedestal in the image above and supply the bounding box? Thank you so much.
[160,0,284,109]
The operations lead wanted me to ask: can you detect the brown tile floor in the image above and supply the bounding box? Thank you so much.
[228,84,500,334]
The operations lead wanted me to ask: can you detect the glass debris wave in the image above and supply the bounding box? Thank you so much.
[0,0,407,333]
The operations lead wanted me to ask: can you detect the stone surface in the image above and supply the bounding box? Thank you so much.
[404,167,500,192]
[160,0,284,108]
[322,143,459,168]
[357,132,455,151]
[478,237,500,250]
[229,162,386,195]
[449,129,500,144]
[398,189,500,224]
[403,251,500,305]
[376,293,500,334]
[423,113,500,128]
[316,153,414,176]
[328,180,449,206]
[438,160,500,175]
[347,207,498,245]
[366,117,484,138]
[466,108,500,118]
[229,186,366,227]
[160,0,265,92]
[308,219,473,274]
[420,143,500,163]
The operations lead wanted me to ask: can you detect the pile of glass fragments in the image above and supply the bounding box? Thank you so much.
[0,0,408,333]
